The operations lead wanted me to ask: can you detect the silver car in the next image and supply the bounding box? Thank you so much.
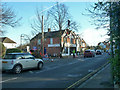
[2,53,43,74]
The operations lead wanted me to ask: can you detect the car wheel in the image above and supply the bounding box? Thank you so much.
[37,62,43,70]
[13,65,22,74]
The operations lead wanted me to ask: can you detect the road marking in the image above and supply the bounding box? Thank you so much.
[65,62,109,89]
[1,77,18,83]
[29,71,34,74]
[67,74,82,77]
[88,69,95,73]
[78,59,84,61]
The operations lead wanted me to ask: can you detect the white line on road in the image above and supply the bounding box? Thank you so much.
[1,77,18,83]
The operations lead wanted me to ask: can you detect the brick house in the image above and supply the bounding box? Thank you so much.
[30,29,85,57]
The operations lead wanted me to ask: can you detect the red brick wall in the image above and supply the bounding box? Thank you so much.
[44,37,60,56]
[47,47,60,56]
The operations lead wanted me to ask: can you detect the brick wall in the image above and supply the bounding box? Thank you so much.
[44,37,60,56]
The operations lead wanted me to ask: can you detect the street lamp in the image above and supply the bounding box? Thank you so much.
[20,34,30,50]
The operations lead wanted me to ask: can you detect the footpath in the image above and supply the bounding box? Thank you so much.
[78,64,114,88]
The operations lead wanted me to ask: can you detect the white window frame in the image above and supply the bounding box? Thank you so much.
[50,38,53,44]
[38,39,41,45]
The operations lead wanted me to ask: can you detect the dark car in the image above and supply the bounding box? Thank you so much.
[96,50,102,55]
[84,50,95,58]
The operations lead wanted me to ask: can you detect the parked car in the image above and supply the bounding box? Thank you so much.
[84,50,95,58]
[96,50,102,55]
[2,53,43,74]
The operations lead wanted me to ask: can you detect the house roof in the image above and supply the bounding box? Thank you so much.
[31,30,67,41]
[0,37,16,43]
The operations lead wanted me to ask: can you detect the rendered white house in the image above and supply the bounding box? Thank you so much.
[0,37,17,49]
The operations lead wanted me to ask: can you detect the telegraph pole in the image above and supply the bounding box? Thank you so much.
[20,34,24,50]
[42,15,44,56]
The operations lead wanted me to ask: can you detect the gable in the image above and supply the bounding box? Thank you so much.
[0,37,16,43]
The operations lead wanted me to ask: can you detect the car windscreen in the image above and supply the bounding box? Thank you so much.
[97,51,101,52]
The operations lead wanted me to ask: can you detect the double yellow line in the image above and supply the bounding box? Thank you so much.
[65,62,110,90]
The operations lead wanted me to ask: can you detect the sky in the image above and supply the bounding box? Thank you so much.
[2,1,109,46]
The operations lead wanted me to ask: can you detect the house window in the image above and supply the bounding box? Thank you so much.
[38,39,41,45]
[50,38,53,44]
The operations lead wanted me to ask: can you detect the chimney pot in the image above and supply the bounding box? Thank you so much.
[48,28,51,32]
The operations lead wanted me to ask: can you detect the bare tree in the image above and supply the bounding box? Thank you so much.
[48,2,79,57]
[30,7,50,57]
[31,7,50,35]
[0,3,22,34]
[48,2,79,31]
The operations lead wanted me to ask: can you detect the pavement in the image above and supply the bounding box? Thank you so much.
[78,64,114,88]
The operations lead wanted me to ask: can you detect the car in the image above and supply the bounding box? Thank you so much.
[96,50,102,55]
[2,53,43,74]
[84,50,95,58]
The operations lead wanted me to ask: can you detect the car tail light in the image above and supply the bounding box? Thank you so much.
[11,60,14,64]
[2,61,7,63]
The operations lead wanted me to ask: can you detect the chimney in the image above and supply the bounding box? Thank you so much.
[48,28,51,32]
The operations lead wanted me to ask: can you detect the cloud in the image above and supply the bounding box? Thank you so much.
[81,28,109,46]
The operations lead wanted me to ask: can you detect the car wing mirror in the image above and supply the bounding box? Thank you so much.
[21,57,25,59]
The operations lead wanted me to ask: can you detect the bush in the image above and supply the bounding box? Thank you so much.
[0,42,6,58]
[6,48,23,54]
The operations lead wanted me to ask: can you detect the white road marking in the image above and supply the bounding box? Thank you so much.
[1,77,18,83]
[67,74,82,77]
[29,71,34,73]
[78,59,84,61]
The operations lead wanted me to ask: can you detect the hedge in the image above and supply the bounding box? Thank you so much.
[6,48,23,54]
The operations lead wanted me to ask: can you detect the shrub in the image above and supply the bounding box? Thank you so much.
[0,42,6,58]
[6,48,23,54]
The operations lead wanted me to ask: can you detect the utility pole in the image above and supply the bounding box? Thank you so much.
[42,15,44,56]
[20,34,24,50]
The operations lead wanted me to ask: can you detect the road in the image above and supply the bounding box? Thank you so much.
[2,53,110,88]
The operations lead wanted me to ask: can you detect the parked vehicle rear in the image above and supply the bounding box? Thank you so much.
[96,50,102,55]
[84,50,95,58]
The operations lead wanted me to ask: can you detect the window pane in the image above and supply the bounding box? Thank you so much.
[50,38,53,44]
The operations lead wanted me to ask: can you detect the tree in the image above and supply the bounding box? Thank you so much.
[48,2,79,31]
[48,2,79,57]
[88,1,120,86]
[0,42,6,58]
[31,8,50,36]
[30,7,50,56]
[0,3,22,34]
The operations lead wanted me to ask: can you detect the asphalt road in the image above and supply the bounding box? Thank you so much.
[2,53,110,88]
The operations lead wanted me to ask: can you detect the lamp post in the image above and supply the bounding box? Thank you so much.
[20,34,30,50]
[41,15,44,56]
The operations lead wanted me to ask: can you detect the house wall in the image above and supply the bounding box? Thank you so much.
[3,43,16,49]
[47,37,60,56]
[30,30,86,57]
[30,37,61,56]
